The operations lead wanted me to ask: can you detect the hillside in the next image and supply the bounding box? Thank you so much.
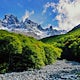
[0,30,62,73]
[41,25,80,62]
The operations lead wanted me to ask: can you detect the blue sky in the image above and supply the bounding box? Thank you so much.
[0,0,56,27]
[0,0,80,30]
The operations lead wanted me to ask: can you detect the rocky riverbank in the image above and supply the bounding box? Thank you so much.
[0,60,80,80]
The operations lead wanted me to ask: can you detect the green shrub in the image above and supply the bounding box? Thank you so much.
[43,44,62,64]
[22,44,45,69]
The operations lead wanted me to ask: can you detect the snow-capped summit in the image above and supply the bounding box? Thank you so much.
[24,18,38,26]
[0,14,67,39]
[2,14,20,29]
[3,14,19,24]
[23,18,38,29]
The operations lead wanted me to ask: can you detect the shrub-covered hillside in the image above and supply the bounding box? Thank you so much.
[0,30,62,73]
[41,28,80,62]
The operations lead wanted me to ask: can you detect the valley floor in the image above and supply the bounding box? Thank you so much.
[0,60,80,80]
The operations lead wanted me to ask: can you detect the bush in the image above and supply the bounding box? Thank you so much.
[43,44,62,64]
[22,44,45,69]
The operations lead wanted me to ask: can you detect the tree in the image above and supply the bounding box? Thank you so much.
[0,35,22,71]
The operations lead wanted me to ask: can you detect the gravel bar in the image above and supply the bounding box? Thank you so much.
[0,60,80,80]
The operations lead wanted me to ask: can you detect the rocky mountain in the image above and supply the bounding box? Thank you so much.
[0,14,66,39]
[43,26,66,37]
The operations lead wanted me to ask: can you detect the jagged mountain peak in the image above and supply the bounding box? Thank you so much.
[24,18,31,23]
[24,18,38,27]
[45,26,53,31]
[3,14,19,24]
[37,25,44,31]
[4,14,16,19]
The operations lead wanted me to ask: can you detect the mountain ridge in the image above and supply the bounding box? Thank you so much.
[0,14,66,39]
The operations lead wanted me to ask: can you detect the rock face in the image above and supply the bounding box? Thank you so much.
[0,14,66,39]
[0,60,80,80]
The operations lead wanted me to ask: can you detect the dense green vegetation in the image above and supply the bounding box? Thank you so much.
[1,27,80,73]
[0,30,62,73]
[41,28,80,62]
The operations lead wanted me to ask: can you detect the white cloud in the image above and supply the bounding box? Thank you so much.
[56,0,80,30]
[42,2,56,14]
[43,0,80,31]
[22,10,34,21]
